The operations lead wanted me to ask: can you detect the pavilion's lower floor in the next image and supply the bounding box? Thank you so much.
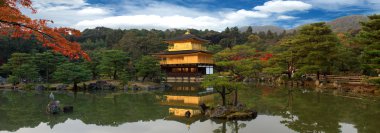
[161,64,214,82]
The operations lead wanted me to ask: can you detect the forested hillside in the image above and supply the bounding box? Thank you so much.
[1,14,379,86]
[0,26,290,65]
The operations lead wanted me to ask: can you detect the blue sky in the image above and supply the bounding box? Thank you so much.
[27,0,380,31]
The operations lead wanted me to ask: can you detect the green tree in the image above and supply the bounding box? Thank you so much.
[214,45,263,80]
[115,30,165,60]
[247,34,260,43]
[246,26,253,34]
[80,39,107,50]
[1,53,33,73]
[12,64,39,83]
[202,74,237,106]
[98,50,129,80]
[1,53,39,84]
[83,51,102,80]
[356,14,380,76]
[267,37,301,79]
[207,44,223,54]
[135,56,161,82]
[272,23,339,80]
[333,46,361,73]
[35,51,66,83]
[212,45,262,105]
[296,23,339,80]
[52,62,91,90]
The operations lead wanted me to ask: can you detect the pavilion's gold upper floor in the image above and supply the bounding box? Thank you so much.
[154,31,214,65]
[164,31,209,52]
[168,41,207,51]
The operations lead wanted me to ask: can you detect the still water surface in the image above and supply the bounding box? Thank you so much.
[0,84,378,133]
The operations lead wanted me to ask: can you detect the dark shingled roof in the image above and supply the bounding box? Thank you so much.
[165,34,209,43]
[153,50,212,55]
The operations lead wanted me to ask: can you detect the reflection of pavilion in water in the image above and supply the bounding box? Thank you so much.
[161,83,216,127]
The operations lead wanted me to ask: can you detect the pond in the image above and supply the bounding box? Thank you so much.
[0,83,379,133]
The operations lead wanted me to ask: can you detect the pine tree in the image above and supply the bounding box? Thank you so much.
[295,22,340,80]
[98,50,129,80]
[246,26,253,34]
[53,62,91,90]
[0,53,39,83]
[357,14,380,76]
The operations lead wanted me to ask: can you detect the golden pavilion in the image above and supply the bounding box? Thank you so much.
[154,30,214,82]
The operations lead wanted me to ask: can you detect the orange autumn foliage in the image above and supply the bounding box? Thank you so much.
[0,0,89,60]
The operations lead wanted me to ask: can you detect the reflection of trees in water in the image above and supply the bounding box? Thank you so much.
[1,86,379,133]
[279,88,341,133]
[0,90,168,132]
[238,85,380,133]
[212,120,246,133]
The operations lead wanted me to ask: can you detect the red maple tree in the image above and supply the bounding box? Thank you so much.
[0,0,89,60]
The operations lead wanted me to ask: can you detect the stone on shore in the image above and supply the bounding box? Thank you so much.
[88,80,116,90]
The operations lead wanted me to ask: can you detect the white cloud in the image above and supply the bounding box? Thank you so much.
[78,7,109,15]
[122,1,212,17]
[225,9,269,20]
[254,0,312,13]
[27,0,110,26]
[75,15,222,30]
[302,0,380,11]
[25,0,313,31]
[73,10,270,31]
[33,0,88,9]
[278,15,297,20]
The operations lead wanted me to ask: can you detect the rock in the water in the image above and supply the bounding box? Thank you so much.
[63,106,73,113]
[160,83,171,90]
[333,81,342,89]
[123,85,129,90]
[47,101,60,114]
[224,109,257,120]
[208,106,258,120]
[88,83,98,90]
[131,85,139,91]
[199,103,209,113]
[210,106,229,118]
[35,85,46,91]
[235,103,246,111]
[56,84,68,90]
[315,80,320,86]
[0,76,6,85]
[147,86,160,91]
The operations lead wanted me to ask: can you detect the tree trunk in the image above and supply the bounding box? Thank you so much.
[73,82,78,91]
[142,76,146,82]
[233,87,238,106]
[92,71,97,80]
[316,71,320,80]
[220,87,226,106]
[287,72,292,79]
[113,70,117,80]
[83,83,87,90]
[46,69,49,83]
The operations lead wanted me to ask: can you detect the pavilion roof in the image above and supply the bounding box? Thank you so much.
[165,32,209,43]
[153,50,212,55]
